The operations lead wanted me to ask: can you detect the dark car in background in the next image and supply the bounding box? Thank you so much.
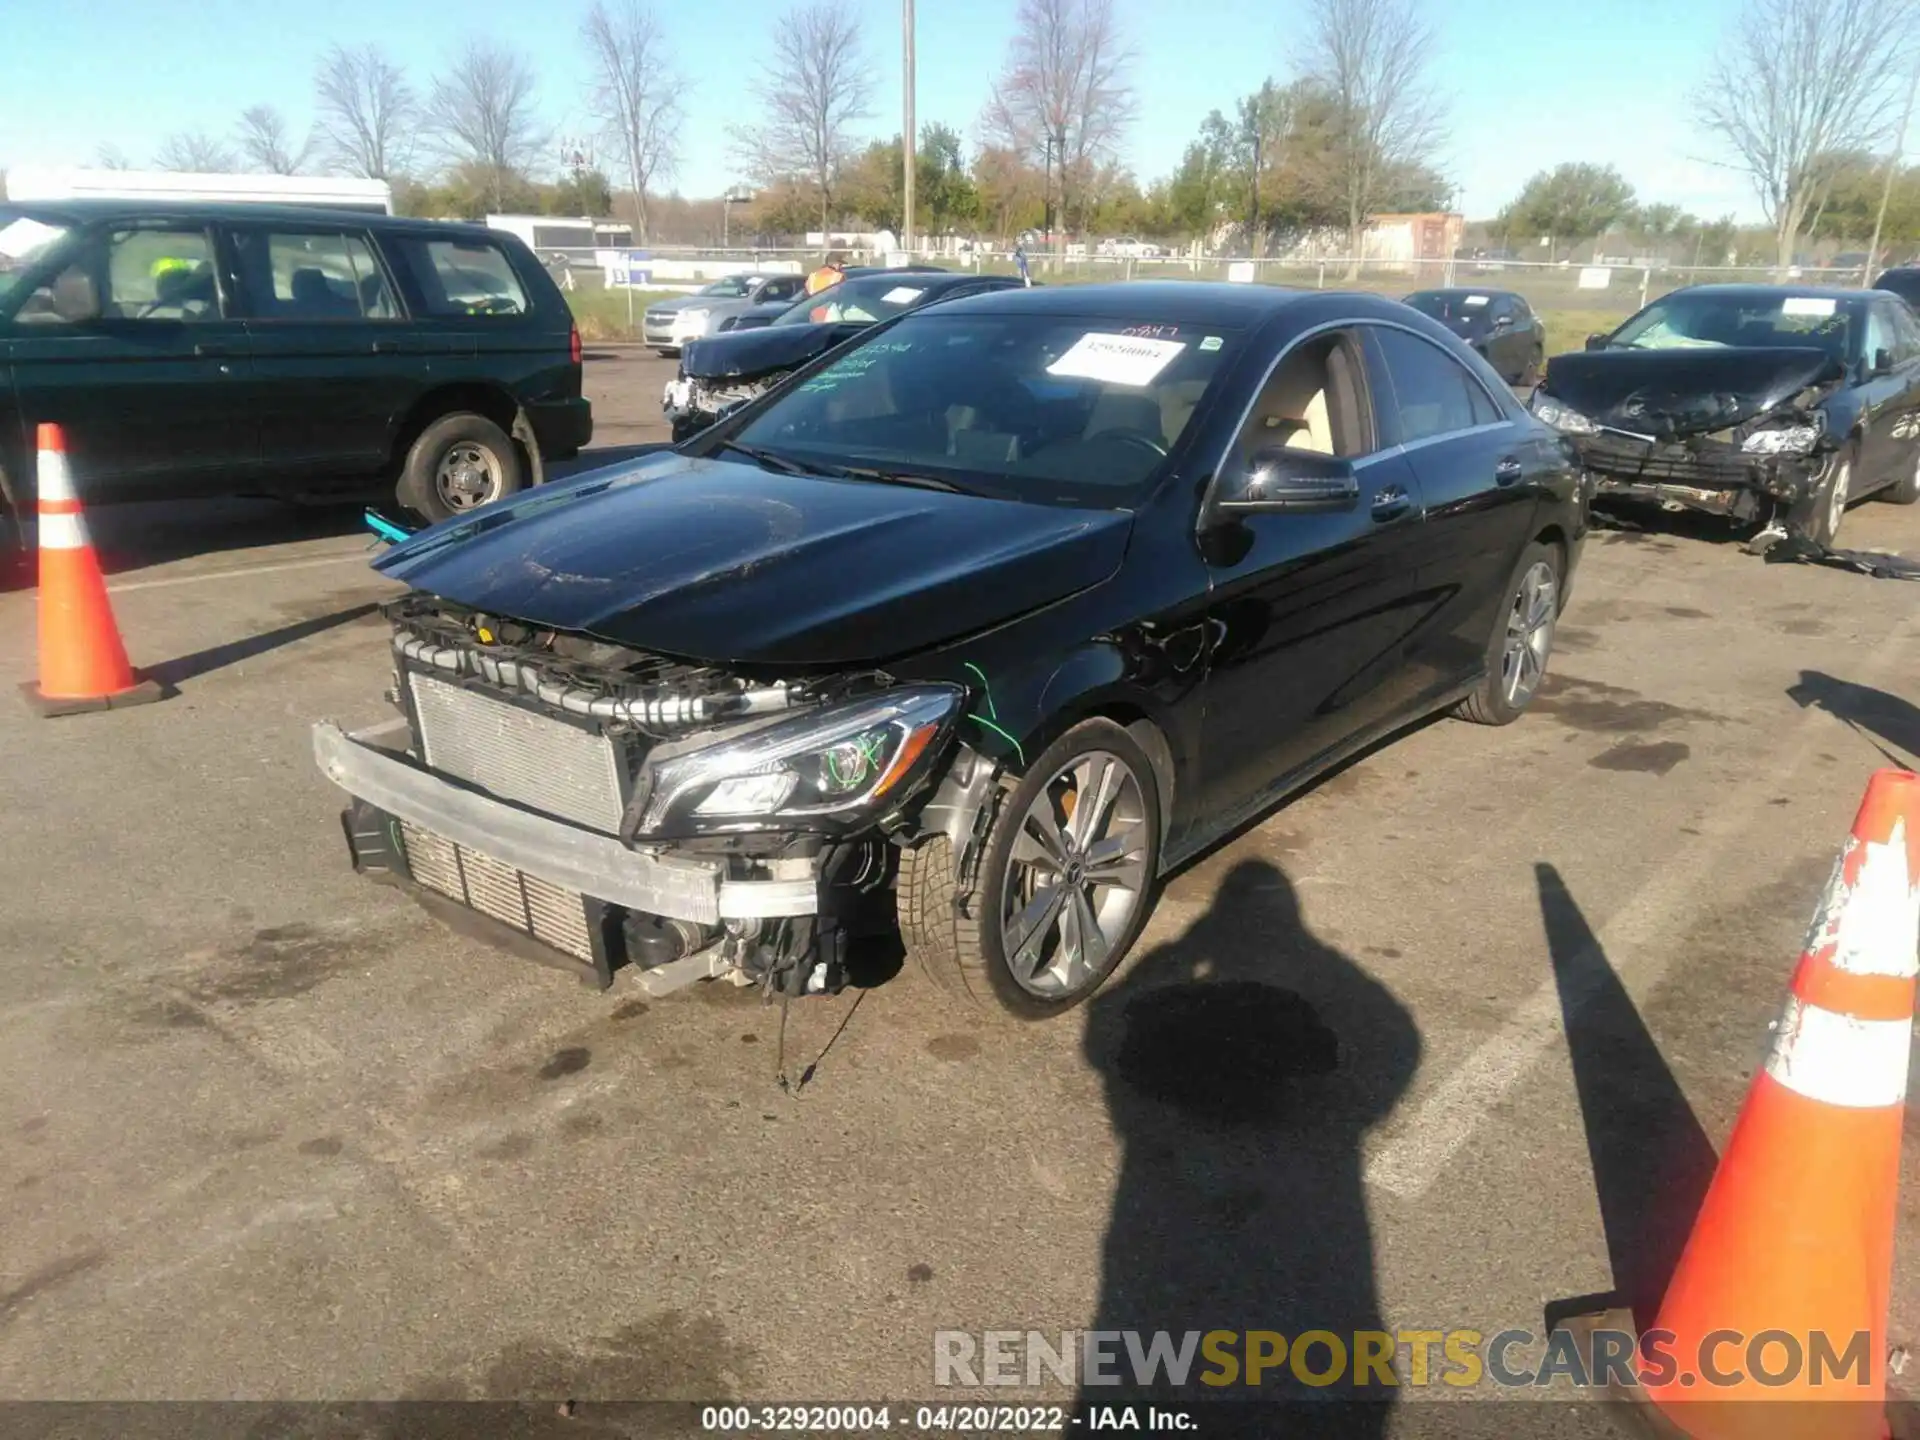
[1530,284,1920,546]
[316,283,1584,1014]
[1401,288,1545,386]
[714,264,952,334]
[640,272,808,354]
[662,270,1029,441]
[1873,266,1920,312]
[0,200,589,524]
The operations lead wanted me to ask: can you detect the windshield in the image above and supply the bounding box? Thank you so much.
[730,311,1242,504]
[0,209,73,310]
[699,276,756,299]
[1404,291,1490,325]
[772,276,938,327]
[1607,292,1855,360]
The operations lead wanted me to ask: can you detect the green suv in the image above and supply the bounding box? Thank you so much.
[0,201,591,523]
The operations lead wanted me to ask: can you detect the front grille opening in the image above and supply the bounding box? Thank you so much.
[400,821,595,961]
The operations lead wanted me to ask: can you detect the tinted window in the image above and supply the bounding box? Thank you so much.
[1890,302,1920,361]
[1864,302,1908,365]
[234,229,397,320]
[1609,291,1853,362]
[772,276,943,326]
[699,276,756,298]
[1373,327,1487,443]
[391,237,530,317]
[733,313,1242,504]
[15,225,221,325]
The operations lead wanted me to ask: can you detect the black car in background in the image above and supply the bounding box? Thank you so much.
[1873,266,1920,311]
[0,200,589,524]
[1531,284,1920,546]
[317,283,1585,1015]
[713,264,952,333]
[662,270,1029,441]
[1401,288,1546,386]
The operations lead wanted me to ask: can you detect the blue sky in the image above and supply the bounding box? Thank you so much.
[1,0,1776,222]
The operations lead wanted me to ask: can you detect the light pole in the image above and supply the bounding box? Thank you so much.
[902,0,916,256]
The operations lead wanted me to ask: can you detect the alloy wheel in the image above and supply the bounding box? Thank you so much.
[998,751,1150,999]
[1501,560,1558,707]
[1827,458,1851,538]
[435,442,504,511]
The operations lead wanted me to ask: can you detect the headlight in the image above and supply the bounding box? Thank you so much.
[1741,417,1825,454]
[1531,394,1598,434]
[637,685,962,835]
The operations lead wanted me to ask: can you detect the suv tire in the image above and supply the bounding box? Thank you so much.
[1457,540,1562,726]
[399,412,526,524]
[901,718,1161,1020]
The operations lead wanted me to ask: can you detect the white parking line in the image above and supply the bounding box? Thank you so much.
[107,552,375,594]
[1362,612,1916,1201]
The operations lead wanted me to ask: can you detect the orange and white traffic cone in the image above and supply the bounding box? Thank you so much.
[21,423,164,716]
[1632,768,1919,1439]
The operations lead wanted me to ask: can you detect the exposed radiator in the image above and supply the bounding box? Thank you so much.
[408,670,627,835]
[400,822,595,962]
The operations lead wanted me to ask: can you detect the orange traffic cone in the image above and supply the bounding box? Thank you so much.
[21,423,164,716]
[1630,768,1919,1439]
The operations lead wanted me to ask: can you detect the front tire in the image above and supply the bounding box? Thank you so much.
[1787,446,1853,545]
[398,412,525,525]
[1457,540,1562,726]
[901,719,1161,1019]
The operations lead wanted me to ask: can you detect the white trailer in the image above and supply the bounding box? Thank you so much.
[4,167,393,214]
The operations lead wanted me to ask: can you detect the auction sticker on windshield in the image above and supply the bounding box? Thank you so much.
[882,286,924,304]
[1782,296,1837,317]
[1047,332,1186,387]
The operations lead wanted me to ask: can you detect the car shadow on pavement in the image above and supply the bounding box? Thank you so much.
[1786,670,1920,768]
[0,498,373,594]
[1079,858,1420,1435]
[145,601,384,690]
[1537,862,1717,1335]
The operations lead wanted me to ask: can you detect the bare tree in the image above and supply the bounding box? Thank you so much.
[314,43,417,180]
[1699,0,1914,268]
[95,145,133,171]
[155,131,238,173]
[982,0,1135,242]
[581,0,686,241]
[1301,0,1446,276]
[736,2,875,232]
[236,104,313,175]
[427,43,545,212]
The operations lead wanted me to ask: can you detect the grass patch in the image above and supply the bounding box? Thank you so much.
[566,287,681,341]
[1538,307,1635,359]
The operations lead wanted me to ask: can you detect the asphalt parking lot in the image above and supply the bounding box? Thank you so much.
[1,349,1918,1421]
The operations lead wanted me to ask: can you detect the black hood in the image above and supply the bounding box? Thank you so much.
[1542,347,1843,438]
[681,321,865,381]
[372,454,1132,667]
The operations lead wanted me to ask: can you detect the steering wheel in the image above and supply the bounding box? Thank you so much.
[1089,428,1170,460]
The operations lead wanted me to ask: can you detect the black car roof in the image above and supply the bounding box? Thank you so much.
[929,280,1388,326]
[1,197,489,236]
[1665,283,1869,305]
[1406,286,1521,300]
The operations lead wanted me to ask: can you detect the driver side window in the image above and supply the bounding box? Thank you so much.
[16,225,220,325]
[1233,331,1375,468]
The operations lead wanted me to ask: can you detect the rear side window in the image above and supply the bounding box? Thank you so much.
[1371,327,1496,443]
[390,237,530,317]
[233,229,397,320]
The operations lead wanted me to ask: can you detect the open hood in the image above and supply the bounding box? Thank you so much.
[680,321,866,381]
[1541,347,1843,438]
[373,454,1133,667]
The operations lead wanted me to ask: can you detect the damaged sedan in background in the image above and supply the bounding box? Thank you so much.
[1531,285,1920,548]
[315,283,1583,1017]
[661,271,1029,442]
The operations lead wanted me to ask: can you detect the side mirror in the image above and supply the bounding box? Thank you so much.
[1584,333,1608,351]
[50,269,101,324]
[1872,347,1897,376]
[1492,314,1513,330]
[1216,447,1359,514]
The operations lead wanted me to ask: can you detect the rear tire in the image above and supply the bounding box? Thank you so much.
[1456,540,1562,726]
[900,718,1161,1020]
[1883,448,1920,505]
[398,412,525,525]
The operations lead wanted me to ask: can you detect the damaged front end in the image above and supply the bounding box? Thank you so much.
[315,595,979,999]
[661,371,778,440]
[1532,348,1844,534]
[661,325,846,440]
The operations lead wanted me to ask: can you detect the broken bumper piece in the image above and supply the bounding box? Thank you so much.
[312,720,818,928]
[1575,432,1822,523]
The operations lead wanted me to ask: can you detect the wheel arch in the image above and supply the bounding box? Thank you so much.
[388,383,528,477]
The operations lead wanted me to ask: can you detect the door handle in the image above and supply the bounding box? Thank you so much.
[1371,485,1413,522]
[1494,456,1525,486]
[193,341,241,357]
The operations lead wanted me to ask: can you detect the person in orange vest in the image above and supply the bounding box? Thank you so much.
[804,251,847,296]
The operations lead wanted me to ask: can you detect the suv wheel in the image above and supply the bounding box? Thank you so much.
[400,412,526,524]
[901,718,1161,1019]
[1456,540,1562,726]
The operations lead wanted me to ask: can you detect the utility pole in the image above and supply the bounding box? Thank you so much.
[1866,60,1920,284]
[901,0,916,256]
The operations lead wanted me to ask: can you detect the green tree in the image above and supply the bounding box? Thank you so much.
[1501,162,1637,260]
[548,169,615,216]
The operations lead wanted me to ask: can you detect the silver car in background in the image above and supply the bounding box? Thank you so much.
[642,273,807,354]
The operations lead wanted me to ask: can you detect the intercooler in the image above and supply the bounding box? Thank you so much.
[407,670,629,835]
[398,821,596,962]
